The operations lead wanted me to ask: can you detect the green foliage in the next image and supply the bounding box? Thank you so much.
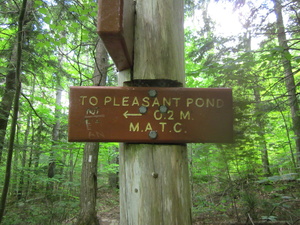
[1,0,300,224]
[1,198,79,225]
[261,215,277,222]
[185,0,300,223]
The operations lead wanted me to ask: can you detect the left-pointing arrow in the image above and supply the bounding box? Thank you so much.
[123,111,142,119]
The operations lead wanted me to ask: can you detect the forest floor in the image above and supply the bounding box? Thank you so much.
[98,187,119,225]
[3,180,300,224]
[97,181,300,225]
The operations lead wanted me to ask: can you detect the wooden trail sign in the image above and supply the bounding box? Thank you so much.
[97,0,134,71]
[68,86,233,143]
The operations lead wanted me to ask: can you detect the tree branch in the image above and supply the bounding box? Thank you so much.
[21,92,52,127]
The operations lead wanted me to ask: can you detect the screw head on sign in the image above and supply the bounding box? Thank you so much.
[139,106,147,114]
[152,172,159,178]
[149,131,158,139]
[148,89,157,97]
[159,105,168,113]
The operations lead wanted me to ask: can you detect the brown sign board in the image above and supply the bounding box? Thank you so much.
[97,0,134,71]
[68,87,233,143]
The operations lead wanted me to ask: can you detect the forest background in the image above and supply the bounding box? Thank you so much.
[0,0,300,224]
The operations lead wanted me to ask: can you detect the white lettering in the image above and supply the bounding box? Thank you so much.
[104,96,112,105]
[159,122,167,132]
[80,96,87,105]
[129,122,139,132]
[173,123,182,133]
[122,96,129,106]
[173,98,180,107]
[186,98,193,107]
[89,96,98,106]
[206,98,214,107]
[154,110,163,120]
[152,98,160,107]
[132,97,139,106]
[195,98,204,107]
[145,123,153,132]
[142,97,150,107]
[113,97,120,106]
[217,99,224,108]
[180,111,191,120]
[85,119,92,130]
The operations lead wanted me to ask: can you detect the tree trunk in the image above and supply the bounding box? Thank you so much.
[0,40,18,165]
[49,87,62,169]
[18,114,31,199]
[76,38,108,225]
[243,29,272,176]
[273,0,300,168]
[69,148,74,193]
[254,89,271,176]
[133,0,184,80]
[119,0,192,224]
[27,121,34,196]
[120,144,191,225]
[0,0,34,164]
[34,121,43,168]
[46,86,62,195]
[76,142,100,225]
[46,36,65,194]
[108,146,119,189]
[0,0,27,222]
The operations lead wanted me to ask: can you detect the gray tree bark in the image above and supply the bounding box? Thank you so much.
[76,142,100,225]
[76,38,108,225]
[0,39,18,164]
[0,0,34,164]
[46,83,62,196]
[273,0,300,168]
[254,89,271,176]
[243,30,272,177]
[119,0,192,224]
[0,0,28,221]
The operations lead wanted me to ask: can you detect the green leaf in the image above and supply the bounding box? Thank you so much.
[60,20,67,26]
[69,5,77,12]
[68,26,76,33]
[36,42,45,48]
[36,33,44,40]
[79,15,88,21]
[44,16,51,24]
[54,40,60,45]
[295,56,300,63]
[56,25,65,32]
[72,22,80,28]
[34,0,43,7]
[81,8,90,14]
[261,216,277,222]
[60,37,67,44]
[0,67,7,74]
[259,61,267,68]
[283,52,292,60]
[90,11,97,17]
[271,46,284,52]
[38,8,48,15]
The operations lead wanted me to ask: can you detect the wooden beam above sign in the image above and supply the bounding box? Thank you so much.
[97,0,134,71]
[68,87,234,143]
